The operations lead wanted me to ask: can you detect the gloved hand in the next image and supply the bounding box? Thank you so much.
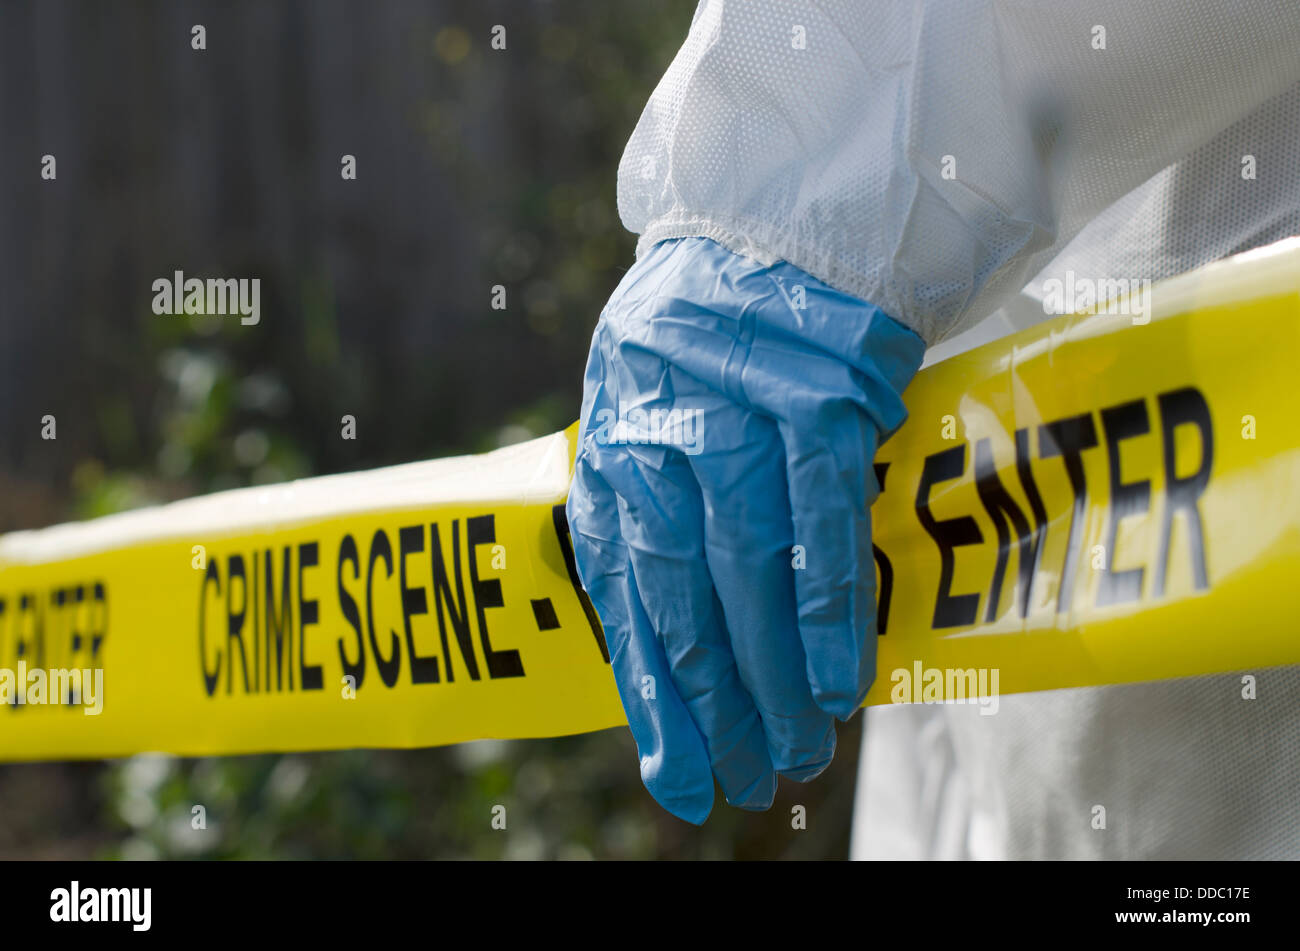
[567,236,926,823]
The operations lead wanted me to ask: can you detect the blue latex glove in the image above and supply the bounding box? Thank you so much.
[567,236,926,823]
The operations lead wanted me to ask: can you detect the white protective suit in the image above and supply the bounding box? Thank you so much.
[852,87,1300,861]
[618,0,1300,858]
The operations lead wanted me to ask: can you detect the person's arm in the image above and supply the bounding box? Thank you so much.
[569,0,1300,823]
[621,0,1300,343]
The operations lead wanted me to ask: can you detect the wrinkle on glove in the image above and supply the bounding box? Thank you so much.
[567,236,925,823]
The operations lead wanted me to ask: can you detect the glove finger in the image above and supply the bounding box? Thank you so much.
[687,402,836,781]
[779,406,882,719]
[592,441,777,811]
[567,452,716,824]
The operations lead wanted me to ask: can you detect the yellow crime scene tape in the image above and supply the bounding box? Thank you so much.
[1,240,1298,760]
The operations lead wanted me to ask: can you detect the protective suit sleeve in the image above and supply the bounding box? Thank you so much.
[619,0,1300,343]
[566,236,926,823]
